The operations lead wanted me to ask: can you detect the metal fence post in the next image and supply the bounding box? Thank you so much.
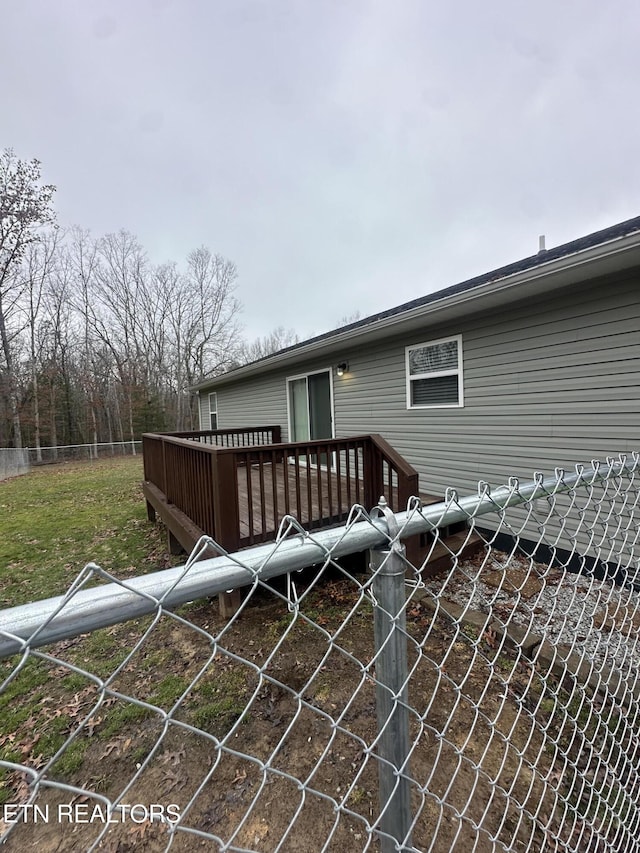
[370,498,413,852]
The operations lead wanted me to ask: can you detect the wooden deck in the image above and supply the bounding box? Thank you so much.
[142,429,427,555]
[141,428,468,615]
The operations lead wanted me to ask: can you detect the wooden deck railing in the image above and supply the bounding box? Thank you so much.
[142,429,419,555]
[160,426,282,447]
[230,434,419,549]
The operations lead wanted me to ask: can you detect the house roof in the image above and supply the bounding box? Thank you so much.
[194,213,640,391]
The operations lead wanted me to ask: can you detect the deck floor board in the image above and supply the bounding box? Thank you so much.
[236,462,439,547]
[237,462,368,545]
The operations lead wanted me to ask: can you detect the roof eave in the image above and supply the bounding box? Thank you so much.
[193,228,640,392]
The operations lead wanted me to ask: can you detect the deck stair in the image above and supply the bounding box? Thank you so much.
[417,528,485,576]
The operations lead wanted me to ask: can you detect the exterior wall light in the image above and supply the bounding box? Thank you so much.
[336,362,348,377]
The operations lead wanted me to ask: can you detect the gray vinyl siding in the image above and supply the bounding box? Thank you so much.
[198,271,639,559]
[215,371,292,438]
[337,271,639,565]
[198,393,210,430]
[330,272,639,499]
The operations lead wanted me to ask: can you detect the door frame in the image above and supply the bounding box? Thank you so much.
[285,367,336,443]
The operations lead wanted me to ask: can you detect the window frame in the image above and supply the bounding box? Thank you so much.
[208,392,218,430]
[405,334,464,410]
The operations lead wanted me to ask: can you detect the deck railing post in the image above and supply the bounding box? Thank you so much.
[161,436,167,498]
[369,498,412,853]
[364,438,384,510]
[142,436,156,522]
[211,449,242,617]
[397,464,421,567]
[211,450,241,553]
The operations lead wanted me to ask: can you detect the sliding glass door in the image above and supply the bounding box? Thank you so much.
[287,370,334,463]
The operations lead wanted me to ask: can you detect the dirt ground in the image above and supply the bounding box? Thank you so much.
[0,562,604,852]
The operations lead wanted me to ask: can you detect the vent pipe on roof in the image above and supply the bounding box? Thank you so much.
[538,235,546,252]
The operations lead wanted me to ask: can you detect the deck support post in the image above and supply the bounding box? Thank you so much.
[167,530,183,556]
[218,589,242,619]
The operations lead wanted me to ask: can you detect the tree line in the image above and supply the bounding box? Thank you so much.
[0,149,298,456]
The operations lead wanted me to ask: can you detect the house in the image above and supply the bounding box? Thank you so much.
[193,215,640,502]
[142,215,640,615]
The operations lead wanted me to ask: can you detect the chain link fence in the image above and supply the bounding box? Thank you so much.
[0,449,30,482]
[25,441,142,465]
[0,454,639,851]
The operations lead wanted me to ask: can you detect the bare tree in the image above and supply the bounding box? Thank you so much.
[66,227,108,456]
[91,230,150,452]
[39,246,77,454]
[0,149,56,447]
[20,228,61,460]
[239,326,299,365]
[338,310,362,327]
[158,262,189,429]
[182,247,242,382]
[0,153,245,447]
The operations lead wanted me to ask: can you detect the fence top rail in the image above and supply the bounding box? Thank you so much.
[3,453,637,660]
[24,441,142,452]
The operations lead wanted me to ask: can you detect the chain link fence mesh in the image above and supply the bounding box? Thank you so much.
[0,449,30,482]
[0,454,639,852]
[25,442,142,466]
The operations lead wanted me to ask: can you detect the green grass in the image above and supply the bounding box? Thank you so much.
[190,698,246,735]
[0,656,91,781]
[0,457,181,779]
[151,674,192,707]
[187,668,249,736]
[97,702,153,740]
[0,457,172,607]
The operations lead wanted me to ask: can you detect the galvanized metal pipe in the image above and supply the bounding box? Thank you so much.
[371,541,413,853]
[0,457,634,659]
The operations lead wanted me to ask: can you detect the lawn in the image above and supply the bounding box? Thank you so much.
[0,456,176,608]
[0,457,185,843]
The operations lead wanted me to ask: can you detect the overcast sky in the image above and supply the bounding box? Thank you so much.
[3,0,640,341]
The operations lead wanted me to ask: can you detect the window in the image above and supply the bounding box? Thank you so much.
[406,335,463,408]
[208,392,218,430]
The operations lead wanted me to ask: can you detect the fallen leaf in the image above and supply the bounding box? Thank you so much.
[483,628,497,649]
[160,747,185,766]
[129,820,151,840]
[160,768,187,795]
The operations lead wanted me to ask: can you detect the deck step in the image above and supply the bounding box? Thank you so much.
[420,530,485,577]
[418,492,444,507]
